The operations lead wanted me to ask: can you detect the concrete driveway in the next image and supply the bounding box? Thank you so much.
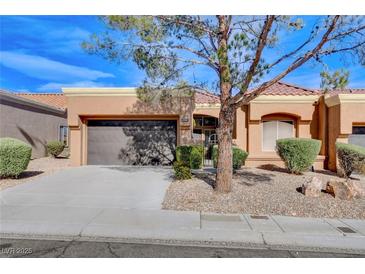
[0,166,173,210]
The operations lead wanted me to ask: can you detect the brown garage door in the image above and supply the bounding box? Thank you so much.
[87,120,177,165]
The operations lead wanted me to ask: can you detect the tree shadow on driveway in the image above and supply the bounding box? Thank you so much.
[101,166,174,181]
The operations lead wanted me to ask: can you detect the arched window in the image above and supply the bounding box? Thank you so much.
[262,120,294,151]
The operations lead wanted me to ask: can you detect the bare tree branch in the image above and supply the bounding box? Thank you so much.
[233,15,341,107]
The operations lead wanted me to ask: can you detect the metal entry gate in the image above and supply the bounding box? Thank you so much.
[203,132,218,166]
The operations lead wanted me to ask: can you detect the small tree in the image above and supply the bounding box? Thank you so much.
[320,68,349,92]
[83,16,365,192]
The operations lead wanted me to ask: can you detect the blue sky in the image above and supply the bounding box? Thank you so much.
[0,16,364,93]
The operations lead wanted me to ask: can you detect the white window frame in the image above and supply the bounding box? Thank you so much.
[262,120,294,152]
[59,125,69,147]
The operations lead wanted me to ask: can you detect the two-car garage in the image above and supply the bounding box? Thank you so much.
[64,87,193,167]
[87,120,177,165]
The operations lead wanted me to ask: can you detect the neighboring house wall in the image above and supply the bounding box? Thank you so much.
[0,92,67,158]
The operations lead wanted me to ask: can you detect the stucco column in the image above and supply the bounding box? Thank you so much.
[69,126,82,166]
[234,107,247,151]
[318,95,327,155]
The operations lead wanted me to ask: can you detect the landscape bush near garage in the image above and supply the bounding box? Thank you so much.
[176,145,204,169]
[46,141,65,158]
[0,137,32,178]
[173,161,192,180]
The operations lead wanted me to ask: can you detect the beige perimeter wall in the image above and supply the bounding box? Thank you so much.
[0,96,67,158]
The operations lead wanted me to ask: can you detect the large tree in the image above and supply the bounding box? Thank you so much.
[83,16,365,192]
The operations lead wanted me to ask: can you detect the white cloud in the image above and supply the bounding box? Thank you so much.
[2,17,92,54]
[0,51,114,82]
[47,27,90,40]
[37,81,112,91]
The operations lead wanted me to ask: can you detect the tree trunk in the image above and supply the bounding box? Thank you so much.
[215,104,234,192]
[215,15,234,193]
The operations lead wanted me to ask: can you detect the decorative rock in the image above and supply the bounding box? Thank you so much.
[347,181,365,198]
[326,180,365,200]
[302,176,325,197]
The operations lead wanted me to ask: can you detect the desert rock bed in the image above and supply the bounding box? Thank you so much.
[162,167,365,219]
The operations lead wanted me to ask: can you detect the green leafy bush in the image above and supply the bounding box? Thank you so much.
[191,145,204,169]
[176,145,192,167]
[0,138,32,178]
[190,147,203,169]
[276,138,321,174]
[336,142,365,178]
[46,141,65,157]
[173,161,192,180]
[176,145,203,169]
[212,145,248,170]
[232,147,249,169]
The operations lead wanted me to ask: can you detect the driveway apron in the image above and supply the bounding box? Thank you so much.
[0,166,173,210]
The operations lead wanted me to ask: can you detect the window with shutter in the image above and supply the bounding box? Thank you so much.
[262,120,294,151]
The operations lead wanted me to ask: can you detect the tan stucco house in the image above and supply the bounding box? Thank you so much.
[61,82,365,171]
[3,82,364,171]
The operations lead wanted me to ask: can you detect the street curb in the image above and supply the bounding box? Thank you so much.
[2,232,365,256]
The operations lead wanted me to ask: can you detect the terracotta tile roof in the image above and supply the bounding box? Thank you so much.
[195,90,220,104]
[318,88,365,95]
[6,83,364,109]
[248,81,319,96]
[15,93,67,110]
[194,82,318,105]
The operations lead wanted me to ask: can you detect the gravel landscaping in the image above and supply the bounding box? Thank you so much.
[0,157,71,190]
[162,166,365,219]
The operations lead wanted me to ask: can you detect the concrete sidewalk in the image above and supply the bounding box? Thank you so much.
[1,205,365,254]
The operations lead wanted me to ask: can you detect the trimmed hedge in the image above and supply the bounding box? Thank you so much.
[192,145,204,169]
[0,138,32,178]
[173,161,192,180]
[336,142,365,178]
[176,145,203,169]
[46,141,65,157]
[276,138,321,174]
[212,145,248,170]
[232,147,249,169]
[176,145,192,167]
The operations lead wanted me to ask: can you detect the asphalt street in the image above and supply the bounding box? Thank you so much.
[1,238,364,258]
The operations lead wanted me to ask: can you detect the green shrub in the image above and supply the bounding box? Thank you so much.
[0,138,32,178]
[191,145,204,169]
[212,145,249,170]
[190,147,203,169]
[176,145,203,169]
[276,138,321,174]
[46,141,65,157]
[173,161,192,180]
[176,145,192,167]
[336,142,365,178]
[232,147,249,169]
